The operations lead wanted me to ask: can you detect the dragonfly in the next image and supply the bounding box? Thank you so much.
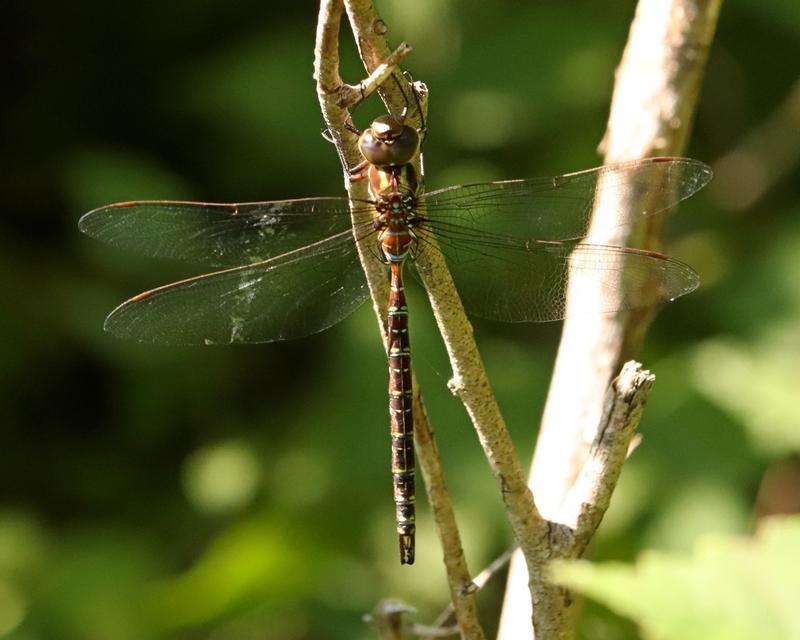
[79,110,712,565]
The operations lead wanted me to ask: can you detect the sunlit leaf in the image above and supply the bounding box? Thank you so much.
[692,329,800,456]
[552,516,800,640]
[146,519,313,630]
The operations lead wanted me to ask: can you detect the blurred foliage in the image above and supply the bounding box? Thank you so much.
[1,0,799,638]
[552,516,800,640]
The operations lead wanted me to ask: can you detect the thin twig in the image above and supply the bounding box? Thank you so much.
[342,0,411,116]
[498,1,721,638]
[424,547,516,638]
[338,42,414,108]
[364,599,415,640]
[335,1,565,635]
[413,238,559,635]
[414,385,486,640]
[314,3,485,639]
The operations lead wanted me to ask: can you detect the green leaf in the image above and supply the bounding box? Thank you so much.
[551,516,800,640]
[692,329,800,457]
[145,518,313,631]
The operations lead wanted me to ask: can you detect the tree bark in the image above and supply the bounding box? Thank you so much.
[498,1,722,638]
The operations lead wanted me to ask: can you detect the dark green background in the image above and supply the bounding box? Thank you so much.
[2,1,799,638]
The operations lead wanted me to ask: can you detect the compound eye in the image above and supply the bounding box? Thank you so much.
[357,116,420,167]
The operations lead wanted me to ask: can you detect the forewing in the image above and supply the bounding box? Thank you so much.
[79,197,368,267]
[420,157,712,243]
[104,231,370,344]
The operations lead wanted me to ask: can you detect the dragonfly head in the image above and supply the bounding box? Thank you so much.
[358,115,419,168]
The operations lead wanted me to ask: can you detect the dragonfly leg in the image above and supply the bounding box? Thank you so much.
[344,117,361,136]
[348,159,370,183]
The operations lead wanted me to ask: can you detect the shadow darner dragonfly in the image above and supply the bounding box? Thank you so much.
[79,112,711,565]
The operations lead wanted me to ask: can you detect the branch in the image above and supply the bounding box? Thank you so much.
[558,361,655,554]
[423,547,515,639]
[350,42,414,107]
[412,235,559,634]
[531,0,722,518]
[413,385,485,640]
[342,0,414,119]
[364,599,414,640]
[499,1,721,637]
[314,3,484,638]
[325,1,567,635]
[336,8,548,591]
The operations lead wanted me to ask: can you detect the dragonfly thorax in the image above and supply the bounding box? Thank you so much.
[375,192,416,216]
[373,196,417,263]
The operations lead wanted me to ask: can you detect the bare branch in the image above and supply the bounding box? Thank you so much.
[341,42,414,108]
[499,1,721,638]
[414,387,486,640]
[424,547,515,638]
[328,1,568,635]
[342,0,410,114]
[413,239,559,633]
[314,3,485,638]
[532,0,722,527]
[365,599,415,640]
[559,362,655,554]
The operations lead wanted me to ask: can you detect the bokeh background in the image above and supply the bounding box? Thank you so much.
[2,1,799,639]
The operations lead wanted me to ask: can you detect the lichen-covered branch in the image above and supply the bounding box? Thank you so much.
[531,0,722,524]
[413,386,486,640]
[498,1,721,638]
[559,362,655,554]
[424,547,515,639]
[314,3,484,638]
[334,13,548,593]
[412,238,560,634]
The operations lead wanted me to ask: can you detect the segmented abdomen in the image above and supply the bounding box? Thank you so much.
[387,261,415,564]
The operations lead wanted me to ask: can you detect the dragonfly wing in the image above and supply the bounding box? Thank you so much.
[415,232,698,322]
[79,197,371,267]
[420,157,712,243]
[105,230,370,344]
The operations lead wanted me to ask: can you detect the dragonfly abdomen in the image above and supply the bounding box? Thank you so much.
[387,261,415,565]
